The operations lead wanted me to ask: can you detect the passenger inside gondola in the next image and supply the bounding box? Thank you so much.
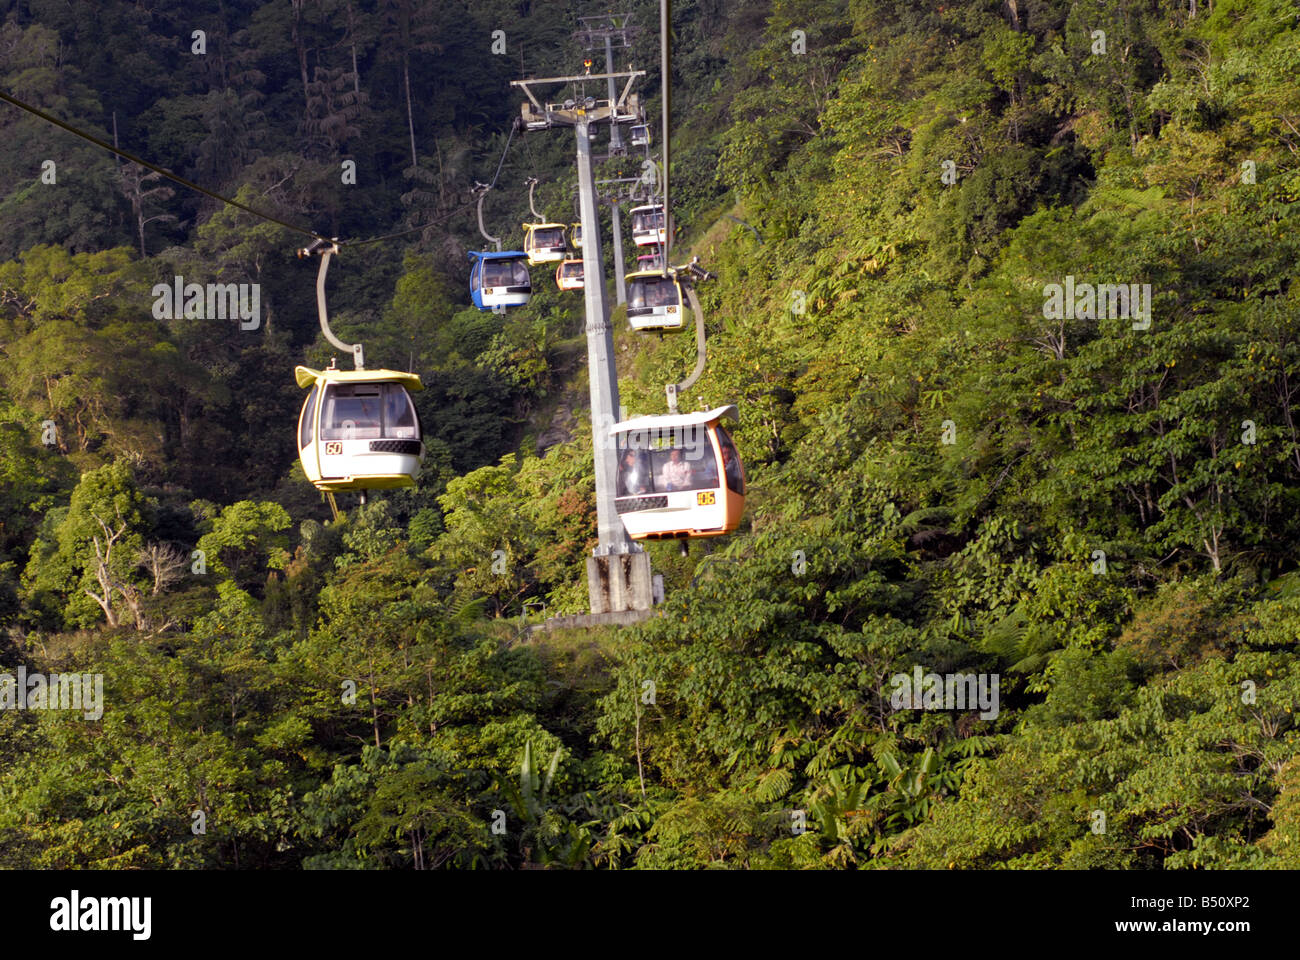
[718,428,743,493]
[618,449,650,496]
[659,448,693,490]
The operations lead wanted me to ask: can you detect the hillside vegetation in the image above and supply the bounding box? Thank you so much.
[3,0,1300,869]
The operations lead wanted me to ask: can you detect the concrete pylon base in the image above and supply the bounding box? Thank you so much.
[588,552,654,614]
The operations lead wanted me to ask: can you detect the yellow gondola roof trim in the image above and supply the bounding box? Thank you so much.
[295,365,424,391]
[625,268,680,281]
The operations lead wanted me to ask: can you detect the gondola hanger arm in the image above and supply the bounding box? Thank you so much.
[665,284,707,413]
[526,177,543,221]
[474,184,502,251]
[298,240,364,370]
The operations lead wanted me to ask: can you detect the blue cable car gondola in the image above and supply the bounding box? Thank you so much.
[469,250,532,311]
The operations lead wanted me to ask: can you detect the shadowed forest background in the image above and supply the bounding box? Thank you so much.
[2,0,1300,869]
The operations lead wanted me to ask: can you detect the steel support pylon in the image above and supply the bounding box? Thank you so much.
[511,61,653,614]
[611,201,627,304]
[605,35,623,154]
[576,121,635,557]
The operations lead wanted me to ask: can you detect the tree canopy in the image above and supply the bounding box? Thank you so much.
[2,0,1300,871]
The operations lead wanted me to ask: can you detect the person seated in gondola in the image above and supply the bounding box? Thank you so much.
[619,449,649,496]
[721,441,742,491]
[659,448,693,490]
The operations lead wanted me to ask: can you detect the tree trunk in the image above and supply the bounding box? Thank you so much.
[85,587,119,628]
[436,137,445,209]
[368,659,381,747]
[404,56,418,171]
[293,0,311,115]
[1005,0,1021,30]
[348,2,361,95]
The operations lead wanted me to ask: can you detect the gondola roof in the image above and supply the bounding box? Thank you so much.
[610,405,738,435]
[469,250,528,260]
[295,365,424,391]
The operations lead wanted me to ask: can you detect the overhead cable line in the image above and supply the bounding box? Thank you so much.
[488,119,519,191]
[349,119,520,246]
[0,89,329,243]
[0,89,521,249]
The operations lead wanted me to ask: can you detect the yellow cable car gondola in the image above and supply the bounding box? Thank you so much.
[610,405,745,540]
[625,268,684,330]
[296,364,424,491]
[556,259,584,291]
[570,222,583,249]
[522,222,568,265]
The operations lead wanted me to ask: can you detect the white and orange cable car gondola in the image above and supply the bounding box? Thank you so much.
[610,405,745,540]
[555,259,584,291]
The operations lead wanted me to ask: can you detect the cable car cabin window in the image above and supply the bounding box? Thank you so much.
[470,259,481,288]
[629,277,678,310]
[320,383,417,441]
[383,384,419,439]
[321,385,382,440]
[716,426,744,494]
[633,211,665,232]
[531,227,565,247]
[299,384,318,450]
[483,259,530,287]
[617,427,719,496]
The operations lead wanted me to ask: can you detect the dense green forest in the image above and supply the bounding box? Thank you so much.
[2,0,1300,869]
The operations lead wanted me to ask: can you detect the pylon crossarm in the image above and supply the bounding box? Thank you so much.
[511,71,645,88]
